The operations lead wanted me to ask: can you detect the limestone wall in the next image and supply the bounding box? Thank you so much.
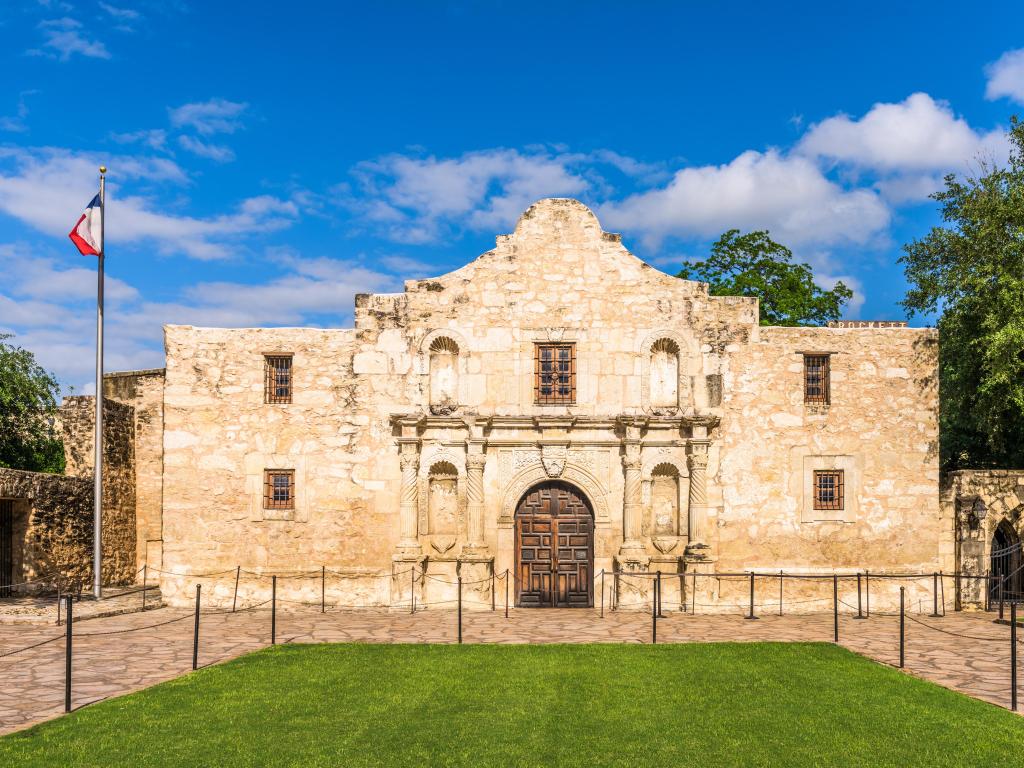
[59,396,137,584]
[160,326,399,604]
[944,470,1024,607]
[103,369,165,573]
[0,468,94,589]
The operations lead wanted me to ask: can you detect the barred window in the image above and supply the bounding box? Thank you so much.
[803,354,830,404]
[813,470,844,511]
[265,355,293,404]
[534,344,575,404]
[264,470,295,510]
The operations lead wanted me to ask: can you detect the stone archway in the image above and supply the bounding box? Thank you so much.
[514,481,594,608]
[990,519,1022,600]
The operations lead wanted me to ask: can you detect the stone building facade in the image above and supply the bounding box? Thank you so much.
[137,198,951,611]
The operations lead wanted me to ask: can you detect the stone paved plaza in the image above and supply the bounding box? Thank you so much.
[1,604,1020,735]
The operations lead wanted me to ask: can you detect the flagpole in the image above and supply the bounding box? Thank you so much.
[93,166,106,599]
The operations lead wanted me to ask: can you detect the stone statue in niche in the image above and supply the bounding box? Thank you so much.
[428,462,458,535]
[428,337,459,415]
[650,338,680,409]
[651,465,679,536]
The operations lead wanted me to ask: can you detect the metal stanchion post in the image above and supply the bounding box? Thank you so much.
[232,565,240,613]
[600,570,605,618]
[505,570,509,619]
[929,572,941,617]
[1011,601,1018,712]
[833,575,839,642]
[491,570,496,612]
[939,571,946,616]
[651,577,657,645]
[192,584,201,671]
[855,572,865,619]
[1000,578,1006,621]
[64,595,73,713]
[865,570,870,618]
[779,570,783,616]
[457,576,463,644]
[899,587,905,669]
[142,563,148,611]
[409,566,415,615]
[656,571,665,618]
[745,572,758,620]
[271,575,277,646]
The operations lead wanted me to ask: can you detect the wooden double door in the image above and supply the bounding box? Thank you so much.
[515,482,594,607]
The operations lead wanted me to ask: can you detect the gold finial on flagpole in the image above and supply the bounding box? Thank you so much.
[99,165,107,175]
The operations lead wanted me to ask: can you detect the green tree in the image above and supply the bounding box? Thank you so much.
[678,230,853,326]
[901,118,1024,470]
[0,334,65,473]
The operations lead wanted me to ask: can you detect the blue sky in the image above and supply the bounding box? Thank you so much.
[1,1,1022,391]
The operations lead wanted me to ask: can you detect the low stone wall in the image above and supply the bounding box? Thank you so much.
[0,468,92,589]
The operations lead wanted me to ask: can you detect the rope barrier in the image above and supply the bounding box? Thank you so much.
[0,633,66,659]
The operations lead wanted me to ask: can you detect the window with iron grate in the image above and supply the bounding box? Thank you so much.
[813,470,844,510]
[534,344,575,404]
[264,355,293,404]
[264,470,295,510]
[803,354,830,405]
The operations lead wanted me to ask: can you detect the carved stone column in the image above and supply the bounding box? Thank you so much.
[685,440,710,555]
[618,424,646,563]
[462,444,488,555]
[395,444,422,555]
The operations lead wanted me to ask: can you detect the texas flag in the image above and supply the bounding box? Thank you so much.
[69,194,102,256]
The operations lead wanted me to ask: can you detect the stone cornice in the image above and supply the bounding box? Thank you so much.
[388,412,721,432]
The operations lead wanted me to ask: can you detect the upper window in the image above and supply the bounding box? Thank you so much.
[534,343,575,404]
[813,470,844,511]
[265,355,293,404]
[803,354,830,405]
[264,469,295,510]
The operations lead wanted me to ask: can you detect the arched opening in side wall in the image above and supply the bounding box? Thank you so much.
[990,518,1022,601]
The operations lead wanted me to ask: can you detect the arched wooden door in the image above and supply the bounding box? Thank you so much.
[515,481,594,607]
[990,519,1022,600]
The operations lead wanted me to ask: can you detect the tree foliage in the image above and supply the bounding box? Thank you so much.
[0,334,64,473]
[678,230,853,326]
[901,118,1024,470]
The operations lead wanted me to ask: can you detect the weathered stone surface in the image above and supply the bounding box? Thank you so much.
[59,395,137,584]
[943,469,1024,607]
[152,199,945,611]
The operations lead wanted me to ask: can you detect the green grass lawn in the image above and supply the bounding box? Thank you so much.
[3,643,1023,767]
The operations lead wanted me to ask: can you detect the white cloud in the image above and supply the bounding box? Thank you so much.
[986,48,1024,105]
[98,3,140,21]
[599,149,890,249]
[347,148,591,242]
[0,91,39,133]
[110,129,168,151]
[0,147,298,260]
[169,99,248,136]
[797,92,1007,173]
[31,17,110,61]
[177,135,235,163]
